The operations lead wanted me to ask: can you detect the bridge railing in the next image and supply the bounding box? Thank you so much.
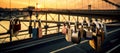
[0,11,118,44]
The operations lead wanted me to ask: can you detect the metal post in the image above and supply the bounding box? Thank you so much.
[10,34,12,42]
[10,21,12,42]
[58,14,60,33]
[45,13,47,35]
[29,10,32,38]
[68,14,70,21]
[9,0,12,42]
[77,16,79,22]
[104,24,107,38]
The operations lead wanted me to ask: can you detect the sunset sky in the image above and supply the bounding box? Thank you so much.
[0,0,119,9]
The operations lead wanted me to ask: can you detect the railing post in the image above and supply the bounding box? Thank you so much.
[68,14,70,21]
[45,13,48,35]
[9,11,12,42]
[29,10,33,38]
[77,16,79,22]
[104,24,107,37]
[58,14,60,33]
[10,22,12,42]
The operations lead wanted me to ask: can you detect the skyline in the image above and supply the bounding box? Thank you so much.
[0,0,119,9]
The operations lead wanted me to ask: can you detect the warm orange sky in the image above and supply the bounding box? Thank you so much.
[0,0,119,9]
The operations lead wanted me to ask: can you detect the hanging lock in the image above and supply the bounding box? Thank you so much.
[92,21,100,36]
[86,22,93,40]
[81,21,87,39]
[71,22,81,44]
[32,20,42,39]
[13,18,21,33]
[9,18,21,36]
[32,20,38,39]
[92,21,102,51]
[62,23,67,35]
[65,22,72,42]
[80,25,85,39]
[9,18,15,35]
[98,21,105,44]
[38,19,42,38]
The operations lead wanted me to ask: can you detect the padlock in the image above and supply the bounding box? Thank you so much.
[91,35,98,51]
[96,35,102,52]
[80,25,84,38]
[8,18,15,34]
[32,20,38,39]
[9,18,21,37]
[62,23,67,35]
[100,29,105,44]
[92,21,102,52]
[98,21,105,44]
[92,23,97,32]
[66,28,72,42]
[72,31,80,43]
[65,22,72,42]
[88,20,104,52]
[86,29,93,40]
[38,20,42,38]
[71,22,81,44]
[93,29,102,52]
[13,19,21,33]
[83,30,87,39]
[86,22,93,40]
[81,21,87,39]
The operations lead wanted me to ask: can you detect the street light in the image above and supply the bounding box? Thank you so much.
[88,0,93,10]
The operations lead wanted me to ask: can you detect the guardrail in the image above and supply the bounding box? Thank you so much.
[0,10,119,44]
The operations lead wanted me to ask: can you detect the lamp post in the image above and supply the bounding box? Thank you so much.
[88,0,92,10]
[88,4,91,10]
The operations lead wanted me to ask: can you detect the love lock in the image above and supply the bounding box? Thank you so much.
[9,18,15,34]
[71,22,81,44]
[92,21,102,52]
[100,29,105,44]
[62,23,67,35]
[13,18,21,33]
[10,18,21,36]
[86,22,93,40]
[81,20,87,39]
[65,22,72,42]
[38,19,42,38]
[32,20,38,39]
[98,21,105,44]
[8,18,21,40]
[96,28,101,52]
[80,25,85,39]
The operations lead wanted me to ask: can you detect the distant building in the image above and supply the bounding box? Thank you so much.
[28,6,35,11]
